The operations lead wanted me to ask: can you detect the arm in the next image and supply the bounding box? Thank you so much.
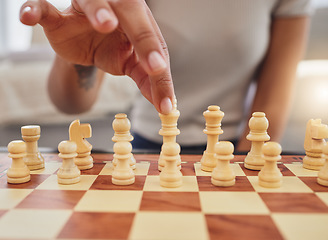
[48,55,104,114]
[237,16,310,151]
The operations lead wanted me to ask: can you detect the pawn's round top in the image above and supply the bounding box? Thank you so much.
[112,113,130,132]
[58,141,77,154]
[21,125,41,136]
[162,142,180,156]
[248,112,269,131]
[113,141,132,155]
[7,140,26,154]
[262,142,282,156]
[215,141,234,155]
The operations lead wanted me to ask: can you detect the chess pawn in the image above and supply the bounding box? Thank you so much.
[57,141,81,185]
[21,125,45,170]
[160,142,183,188]
[303,119,328,170]
[258,142,282,188]
[317,142,328,187]
[211,141,235,187]
[158,98,181,171]
[69,120,93,170]
[7,140,30,184]
[112,141,135,185]
[244,112,270,170]
[201,105,224,172]
[112,113,136,170]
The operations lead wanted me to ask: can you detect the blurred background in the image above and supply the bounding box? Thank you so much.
[0,0,327,153]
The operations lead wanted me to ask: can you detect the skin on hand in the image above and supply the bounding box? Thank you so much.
[19,0,175,114]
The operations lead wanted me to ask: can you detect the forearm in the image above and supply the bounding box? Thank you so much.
[237,16,310,151]
[48,55,104,114]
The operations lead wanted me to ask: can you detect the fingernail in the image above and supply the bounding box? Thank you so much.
[22,6,32,14]
[96,8,112,24]
[160,97,173,114]
[148,51,167,72]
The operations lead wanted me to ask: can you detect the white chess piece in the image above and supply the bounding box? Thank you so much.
[112,113,136,170]
[57,141,81,185]
[201,105,224,172]
[160,142,182,188]
[7,140,30,184]
[258,142,282,188]
[317,142,328,187]
[21,125,45,170]
[244,112,270,170]
[303,119,328,170]
[112,141,135,185]
[69,119,93,170]
[211,141,235,187]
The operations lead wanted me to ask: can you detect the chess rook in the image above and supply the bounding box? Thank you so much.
[7,140,30,184]
[211,141,235,187]
[244,112,270,170]
[200,105,224,172]
[303,119,328,170]
[21,125,44,170]
[318,142,328,187]
[112,141,135,185]
[160,142,183,188]
[57,141,81,185]
[158,98,181,171]
[258,142,282,188]
[69,119,93,170]
[112,113,136,170]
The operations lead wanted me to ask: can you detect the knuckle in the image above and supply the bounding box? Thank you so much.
[134,30,157,45]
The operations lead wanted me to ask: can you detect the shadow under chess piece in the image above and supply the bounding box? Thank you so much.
[200,106,224,172]
[211,141,235,187]
[258,142,282,188]
[57,141,81,185]
[69,119,93,170]
[112,113,136,170]
[244,112,270,170]
[303,119,328,170]
[318,142,328,187]
[160,142,182,188]
[112,141,135,185]
[7,140,30,184]
[21,125,45,170]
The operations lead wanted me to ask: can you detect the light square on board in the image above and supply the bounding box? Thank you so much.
[36,175,97,191]
[0,209,72,239]
[30,162,61,175]
[247,176,313,193]
[272,213,328,240]
[0,174,50,189]
[199,191,269,215]
[74,190,143,212]
[316,192,328,207]
[99,162,150,176]
[285,163,319,177]
[0,189,33,209]
[143,176,199,192]
[129,212,209,240]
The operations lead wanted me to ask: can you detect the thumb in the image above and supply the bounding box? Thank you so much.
[20,0,62,29]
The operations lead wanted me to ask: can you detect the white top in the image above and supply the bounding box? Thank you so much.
[131,0,313,145]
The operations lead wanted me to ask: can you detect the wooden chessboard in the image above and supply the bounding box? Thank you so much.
[0,153,327,240]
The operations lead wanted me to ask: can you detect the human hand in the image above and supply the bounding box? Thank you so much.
[20,0,174,114]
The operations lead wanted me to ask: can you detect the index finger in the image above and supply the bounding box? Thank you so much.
[112,1,175,113]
